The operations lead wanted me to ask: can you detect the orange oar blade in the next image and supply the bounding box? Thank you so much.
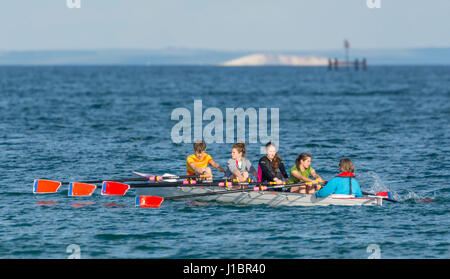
[135,196,164,208]
[101,181,130,196]
[33,179,62,194]
[68,182,97,197]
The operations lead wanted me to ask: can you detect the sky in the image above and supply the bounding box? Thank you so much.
[1,0,449,51]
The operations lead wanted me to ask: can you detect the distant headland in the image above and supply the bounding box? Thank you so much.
[0,47,449,66]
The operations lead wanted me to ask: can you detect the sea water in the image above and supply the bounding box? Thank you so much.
[0,66,448,258]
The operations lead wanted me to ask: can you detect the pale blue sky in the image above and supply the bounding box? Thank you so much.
[1,0,449,51]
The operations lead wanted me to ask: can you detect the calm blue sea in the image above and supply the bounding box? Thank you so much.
[0,66,448,259]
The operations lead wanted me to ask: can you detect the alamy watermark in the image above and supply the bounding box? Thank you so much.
[66,244,81,259]
[67,0,81,9]
[366,244,381,259]
[366,0,381,9]
[171,100,279,154]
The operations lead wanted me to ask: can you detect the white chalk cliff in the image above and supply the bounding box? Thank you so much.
[221,53,328,66]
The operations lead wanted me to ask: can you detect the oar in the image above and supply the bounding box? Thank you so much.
[136,182,309,208]
[99,180,283,196]
[32,172,207,194]
[65,174,203,184]
[33,178,148,194]
[33,180,131,196]
[33,179,271,197]
[36,173,202,185]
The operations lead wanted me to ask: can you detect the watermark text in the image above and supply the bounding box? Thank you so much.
[171,100,279,154]
[367,0,381,9]
[67,0,81,9]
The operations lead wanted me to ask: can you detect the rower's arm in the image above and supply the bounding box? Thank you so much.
[315,179,337,197]
[209,159,226,173]
[227,159,242,179]
[188,162,205,174]
[279,162,289,181]
[291,170,314,183]
[311,169,323,182]
[251,168,258,179]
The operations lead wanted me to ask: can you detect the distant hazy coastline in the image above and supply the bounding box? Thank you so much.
[0,47,449,65]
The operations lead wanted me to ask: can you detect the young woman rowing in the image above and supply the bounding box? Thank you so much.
[224,142,258,182]
[288,153,324,194]
[257,142,289,186]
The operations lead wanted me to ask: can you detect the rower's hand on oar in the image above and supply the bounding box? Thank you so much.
[312,180,326,191]
[236,177,245,183]
[312,179,325,185]
[274,178,283,184]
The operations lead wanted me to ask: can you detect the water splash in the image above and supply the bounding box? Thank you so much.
[366,171,401,201]
[365,172,436,203]
[367,171,389,192]
[403,191,435,203]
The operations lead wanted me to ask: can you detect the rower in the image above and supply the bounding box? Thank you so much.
[224,142,258,189]
[257,142,289,189]
[288,153,324,194]
[315,158,363,198]
[186,140,225,180]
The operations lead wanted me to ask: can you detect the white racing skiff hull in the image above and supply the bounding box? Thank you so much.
[135,186,383,207]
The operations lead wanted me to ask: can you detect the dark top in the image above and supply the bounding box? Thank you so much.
[258,156,289,183]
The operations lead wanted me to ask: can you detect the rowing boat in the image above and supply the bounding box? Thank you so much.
[133,172,384,207]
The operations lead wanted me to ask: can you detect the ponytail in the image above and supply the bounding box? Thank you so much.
[272,153,283,172]
[266,142,282,172]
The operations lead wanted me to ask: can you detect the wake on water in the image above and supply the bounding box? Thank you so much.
[403,191,436,203]
[366,171,435,203]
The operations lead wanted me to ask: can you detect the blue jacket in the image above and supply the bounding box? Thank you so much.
[315,172,363,198]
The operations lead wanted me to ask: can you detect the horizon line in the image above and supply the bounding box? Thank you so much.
[0,64,449,67]
[1,46,450,53]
